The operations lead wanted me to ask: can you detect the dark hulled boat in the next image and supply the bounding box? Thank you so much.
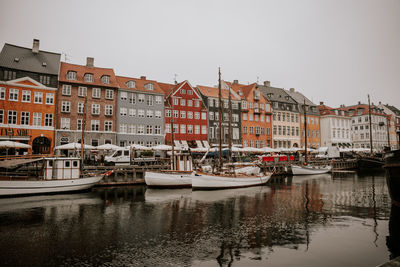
[357,156,384,170]
[384,149,400,205]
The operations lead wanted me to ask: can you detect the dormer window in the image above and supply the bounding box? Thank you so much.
[144,83,154,90]
[101,75,110,84]
[238,90,243,96]
[254,90,260,100]
[66,71,76,80]
[126,80,136,88]
[84,73,94,83]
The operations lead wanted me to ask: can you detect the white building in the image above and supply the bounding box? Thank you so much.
[318,103,352,148]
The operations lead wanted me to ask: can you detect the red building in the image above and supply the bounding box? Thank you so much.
[158,80,208,147]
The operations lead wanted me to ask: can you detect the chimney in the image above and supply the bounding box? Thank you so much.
[86,57,94,68]
[358,101,361,105]
[32,39,40,54]
[140,76,146,80]
[379,101,381,105]
[320,101,324,105]
[290,88,295,93]
[263,81,270,86]
[233,80,238,84]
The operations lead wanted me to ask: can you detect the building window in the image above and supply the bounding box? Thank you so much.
[155,125,161,134]
[66,71,76,80]
[147,95,154,106]
[165,124,171,133]
[105,121,113,132]
[9,88,19,101]
[138,109,145,118]
[137,125,144,134]
[120,91,128,100]
[188,100,193,107]
[138,94,145,103]
[84,73,94,83]
[78,86,87,97]
[20,111,30,125]
[243,126,248,134]
[209,112,214,120]
[46,93,54,104]
[105,105,113,116]
[44,114,53,126]
[61,101,71,113]
[146,110,154,118]
[128,124,136,134]
[180,111,186,118]
[33,112,41,126]
[120,107,127,116]
[195,112,200,119]
[91,120,100,131]
[105,89,114,99]
[128,108,135,117]
[126,80,136,88]
[173,98,179,106]
[242,100,247,109]
[0,109,3,123]
[77,102,84,114]
[166,110,171,117]
[92,104,100,115]
[60,118,70,130]
[202,125,207,134]
[62,85,71,96]
[187,125,193,134]
[8,110,17,124]
[181,99,186,106]
[188,111,193,119]
[20,90,31,103]
[92,88,101,98]
[201,112,207,120]
[39,75,50,85]
[129,93,136,104]
[0,87,5,100]
[4,70,16,80]
[195,125,200,134]
[155,110,161,118]
[155,95,162,104]
[101,75,110,84]
[34,92,43,104]
[145,83,154,90]
[77,119,82,130]
[173,110,178,118]
[195,100,200,107]
[179,124,185,134]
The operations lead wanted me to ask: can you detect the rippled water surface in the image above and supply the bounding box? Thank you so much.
[0,171,398,266]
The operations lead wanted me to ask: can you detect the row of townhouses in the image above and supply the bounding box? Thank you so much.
[0,40,399,154]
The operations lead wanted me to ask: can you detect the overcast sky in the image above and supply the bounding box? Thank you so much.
[1,0,399,107]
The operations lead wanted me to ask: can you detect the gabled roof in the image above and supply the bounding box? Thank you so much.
[116,76,164,94]
[385,104,400,116]
[158,81,181,97]
[285,89,319,115]
[0,43,61,75]
[59,62,118,88]
[339,104,387,117]
[318,104,349,117]
[196,85,241,101]
[0,76,55,90]
[258,84,297,104]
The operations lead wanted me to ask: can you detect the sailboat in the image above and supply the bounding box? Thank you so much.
[291,100,331,175]
[192,68,271,190]
[144,101,194,188]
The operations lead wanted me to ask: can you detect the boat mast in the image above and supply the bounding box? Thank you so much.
[368,95,373,155]
[228,82,232,166]
[171,106,175,170]
[304,99,308,163]
[218,68,223,173]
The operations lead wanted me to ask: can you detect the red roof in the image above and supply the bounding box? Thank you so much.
[158,81,183,97]
[59,62,118,88]
[196,85,241,100]
[116,76,164,94]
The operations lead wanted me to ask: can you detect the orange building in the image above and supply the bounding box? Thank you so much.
[229,81,273,148]
[0,77,56,154]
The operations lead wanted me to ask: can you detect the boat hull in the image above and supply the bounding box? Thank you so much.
[0,176,103,197]
[145,171,192,188]
[357,157,384,170]
[384,150,400,205]
[291,165,331,175]
[192,174,270,190]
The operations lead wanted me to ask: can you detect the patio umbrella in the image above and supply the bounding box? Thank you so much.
[54,142,95,150]
[96,144,120,150]
[128,144,150,150]
[0,141,31,149]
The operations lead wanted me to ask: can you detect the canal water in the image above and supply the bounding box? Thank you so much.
[0,171,398,266]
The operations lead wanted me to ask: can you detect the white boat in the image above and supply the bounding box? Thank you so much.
[192,169,271,190]
[145,171,193,188]
[291,164,332,175]
[0,157,103,197]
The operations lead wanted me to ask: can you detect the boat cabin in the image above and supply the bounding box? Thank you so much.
[171,153,192,171]
[44,157,81,180]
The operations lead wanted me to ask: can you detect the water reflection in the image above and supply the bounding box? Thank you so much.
[0,172,392,267]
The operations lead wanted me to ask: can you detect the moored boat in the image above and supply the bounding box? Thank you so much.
[0,157,103,197]
[145,171,193,188]
[291,164,332,175]
[383,149,400,205]
[192,173,270,190]
[357,156,384,170]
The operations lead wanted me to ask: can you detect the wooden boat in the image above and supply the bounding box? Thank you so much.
[383,149,400,205]
[145,170,193,188]
[357,156,384,170]
[291,164,332,175]
[0,157,103,197]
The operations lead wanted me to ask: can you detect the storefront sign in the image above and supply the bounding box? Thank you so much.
[0,128,31,137]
